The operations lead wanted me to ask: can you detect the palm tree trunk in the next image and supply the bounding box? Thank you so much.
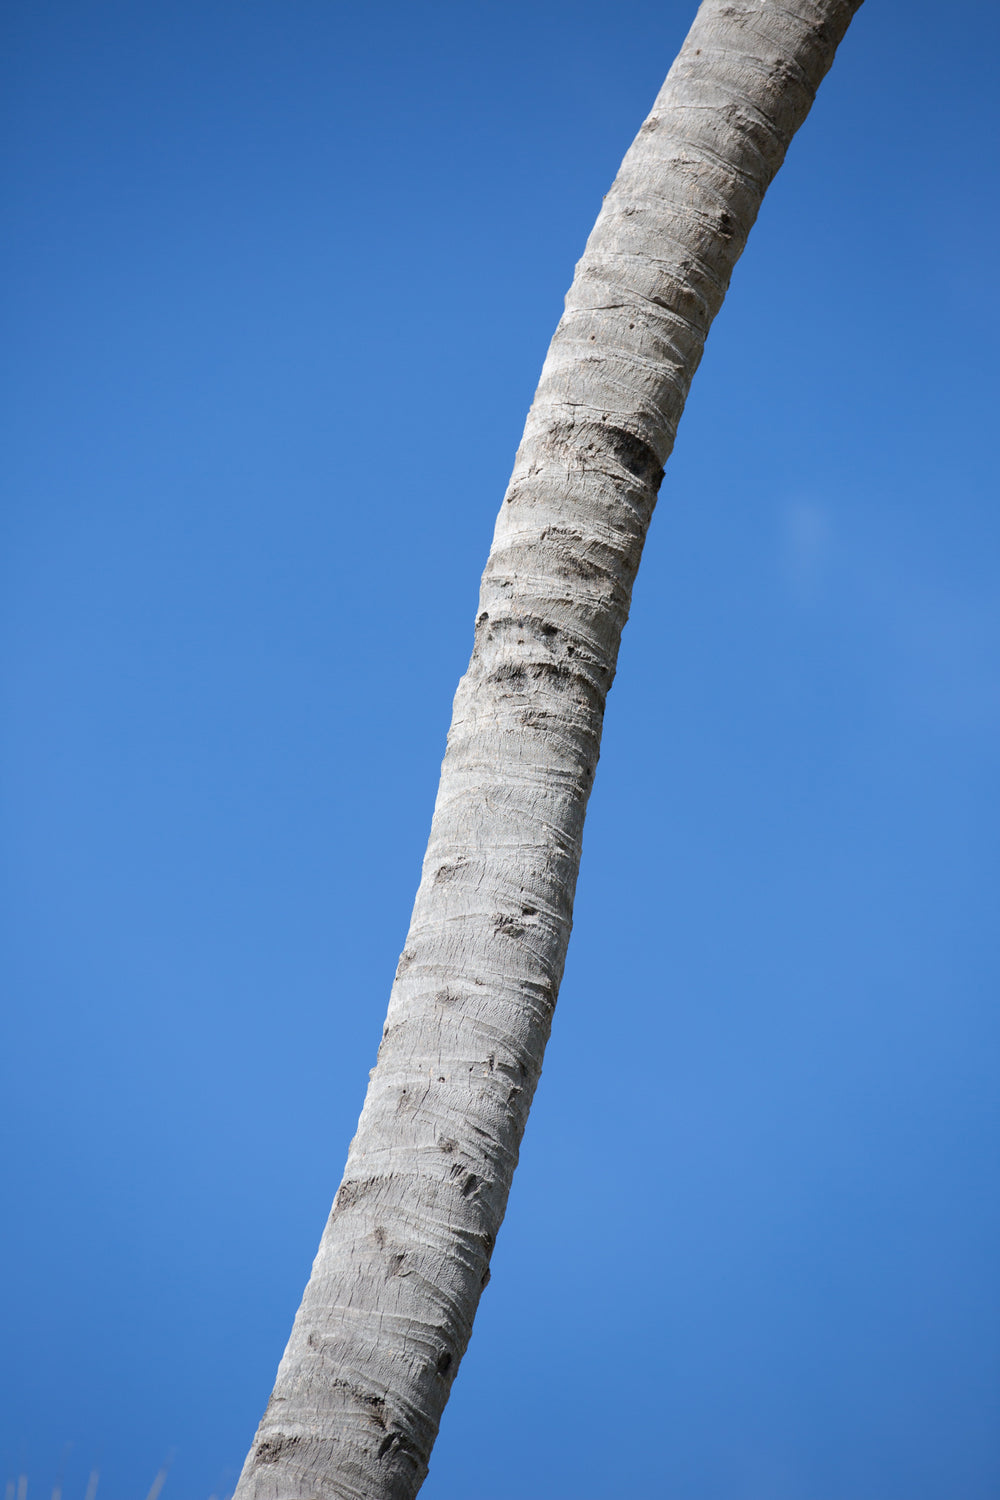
[234,2,863,1496]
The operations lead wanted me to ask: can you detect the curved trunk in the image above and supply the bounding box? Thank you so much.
[235,2,863,1496]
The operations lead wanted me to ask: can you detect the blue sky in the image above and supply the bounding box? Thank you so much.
[3,2,998,1497]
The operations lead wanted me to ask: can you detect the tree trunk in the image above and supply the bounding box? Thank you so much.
[234,2,863,1496]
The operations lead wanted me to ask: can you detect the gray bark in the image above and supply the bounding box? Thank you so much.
[234,2,863,1496]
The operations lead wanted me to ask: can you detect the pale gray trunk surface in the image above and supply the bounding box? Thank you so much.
[234,3,863,1496]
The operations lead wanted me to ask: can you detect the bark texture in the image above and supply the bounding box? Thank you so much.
[235,3,863,1496]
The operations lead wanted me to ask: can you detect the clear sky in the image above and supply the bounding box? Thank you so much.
[3,2,998,1497]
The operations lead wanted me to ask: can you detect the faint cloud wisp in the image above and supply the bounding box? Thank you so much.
[781,498,835,605]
